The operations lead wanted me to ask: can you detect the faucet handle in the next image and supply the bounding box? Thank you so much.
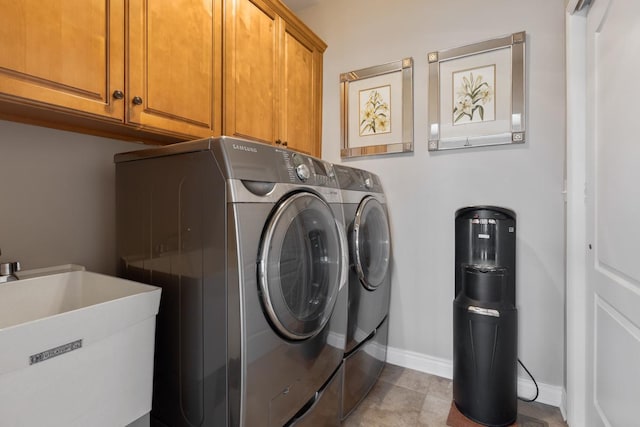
[0,261,21,276]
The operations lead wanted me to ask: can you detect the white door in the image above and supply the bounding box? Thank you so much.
[582,0,640,425]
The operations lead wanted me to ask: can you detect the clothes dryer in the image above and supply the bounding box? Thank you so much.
[115,137,347,427]
[333,164,392,418]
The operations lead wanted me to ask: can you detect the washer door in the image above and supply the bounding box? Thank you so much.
[258,192,343,340]
[353,196,391,290]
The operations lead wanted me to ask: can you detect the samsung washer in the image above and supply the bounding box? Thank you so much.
[115,137,347,427]
[333,164,392,419]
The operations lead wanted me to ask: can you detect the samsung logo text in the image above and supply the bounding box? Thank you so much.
[232,144,258,153]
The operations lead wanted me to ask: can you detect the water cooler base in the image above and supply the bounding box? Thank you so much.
[447,402,516,427]
[452,302,517,427]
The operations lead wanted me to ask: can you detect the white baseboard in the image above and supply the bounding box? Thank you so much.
[386,345,453,379]
[386,345,566,413]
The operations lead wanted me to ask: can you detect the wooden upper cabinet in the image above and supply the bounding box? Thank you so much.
[0,0,318,147]
[280,23,322,156]
[128,0,222,138]
[0,0,125,120]
[224,0,278,144]
[0,0,222,142]
[224,0,326,157]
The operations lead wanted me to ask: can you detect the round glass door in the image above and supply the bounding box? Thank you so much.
[258,192,343,340]
[353,196,391,290]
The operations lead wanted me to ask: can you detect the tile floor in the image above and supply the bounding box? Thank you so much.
[342,364,567,427]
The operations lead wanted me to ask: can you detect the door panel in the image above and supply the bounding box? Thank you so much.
[281,24,316,154]
[224,0,278,144]
[595,298,640,426]
[0,0,124,119]
[128,0,221,137]
[595,0,640,284]
[586,0,640,425]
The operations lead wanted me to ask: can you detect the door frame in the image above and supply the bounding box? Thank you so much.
[565,0,588,425]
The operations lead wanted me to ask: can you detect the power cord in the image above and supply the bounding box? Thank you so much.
[517,358,539,402]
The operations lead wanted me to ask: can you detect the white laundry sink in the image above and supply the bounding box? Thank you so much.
[0,266,161,427]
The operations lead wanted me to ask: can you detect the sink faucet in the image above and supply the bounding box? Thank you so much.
[0,249,20,283]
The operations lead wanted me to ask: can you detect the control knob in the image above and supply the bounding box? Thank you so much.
[364,177,373,189]
[295,163,311,181]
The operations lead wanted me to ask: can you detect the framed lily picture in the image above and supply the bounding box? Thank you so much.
[427,32,526,151]
[340,58,414,159]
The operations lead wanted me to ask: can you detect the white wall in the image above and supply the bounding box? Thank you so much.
[0,120,142,274]
[297,0,566,389]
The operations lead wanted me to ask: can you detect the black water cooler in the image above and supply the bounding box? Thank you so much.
[453,206,517,426]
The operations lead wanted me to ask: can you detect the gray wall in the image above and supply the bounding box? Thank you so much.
[0,120,142,274]
[0,0,566,390]
[296,0,566,387]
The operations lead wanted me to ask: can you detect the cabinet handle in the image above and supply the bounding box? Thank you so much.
[132,96,143,105]
[112,90,124,100]
[282,141,288,147]
[275,139,282,145]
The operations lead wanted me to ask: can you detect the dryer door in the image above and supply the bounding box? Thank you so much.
[258,191,343,340]
[353,196,391,290]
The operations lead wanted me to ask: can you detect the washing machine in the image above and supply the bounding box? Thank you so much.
[115,136,348,427]
[333,164,392,418]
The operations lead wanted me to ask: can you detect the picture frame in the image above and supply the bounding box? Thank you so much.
[427,31,526,151]
[340,58,414,159]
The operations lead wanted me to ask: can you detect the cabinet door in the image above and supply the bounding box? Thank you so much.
[0,0,125,120]
[224,0,279,144]
[128,0,222,138]
[280,23,321,156]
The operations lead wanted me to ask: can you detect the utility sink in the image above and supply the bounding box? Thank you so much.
[0,265,161,427]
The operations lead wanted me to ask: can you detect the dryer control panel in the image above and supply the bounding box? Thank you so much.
[218,137,339,188]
